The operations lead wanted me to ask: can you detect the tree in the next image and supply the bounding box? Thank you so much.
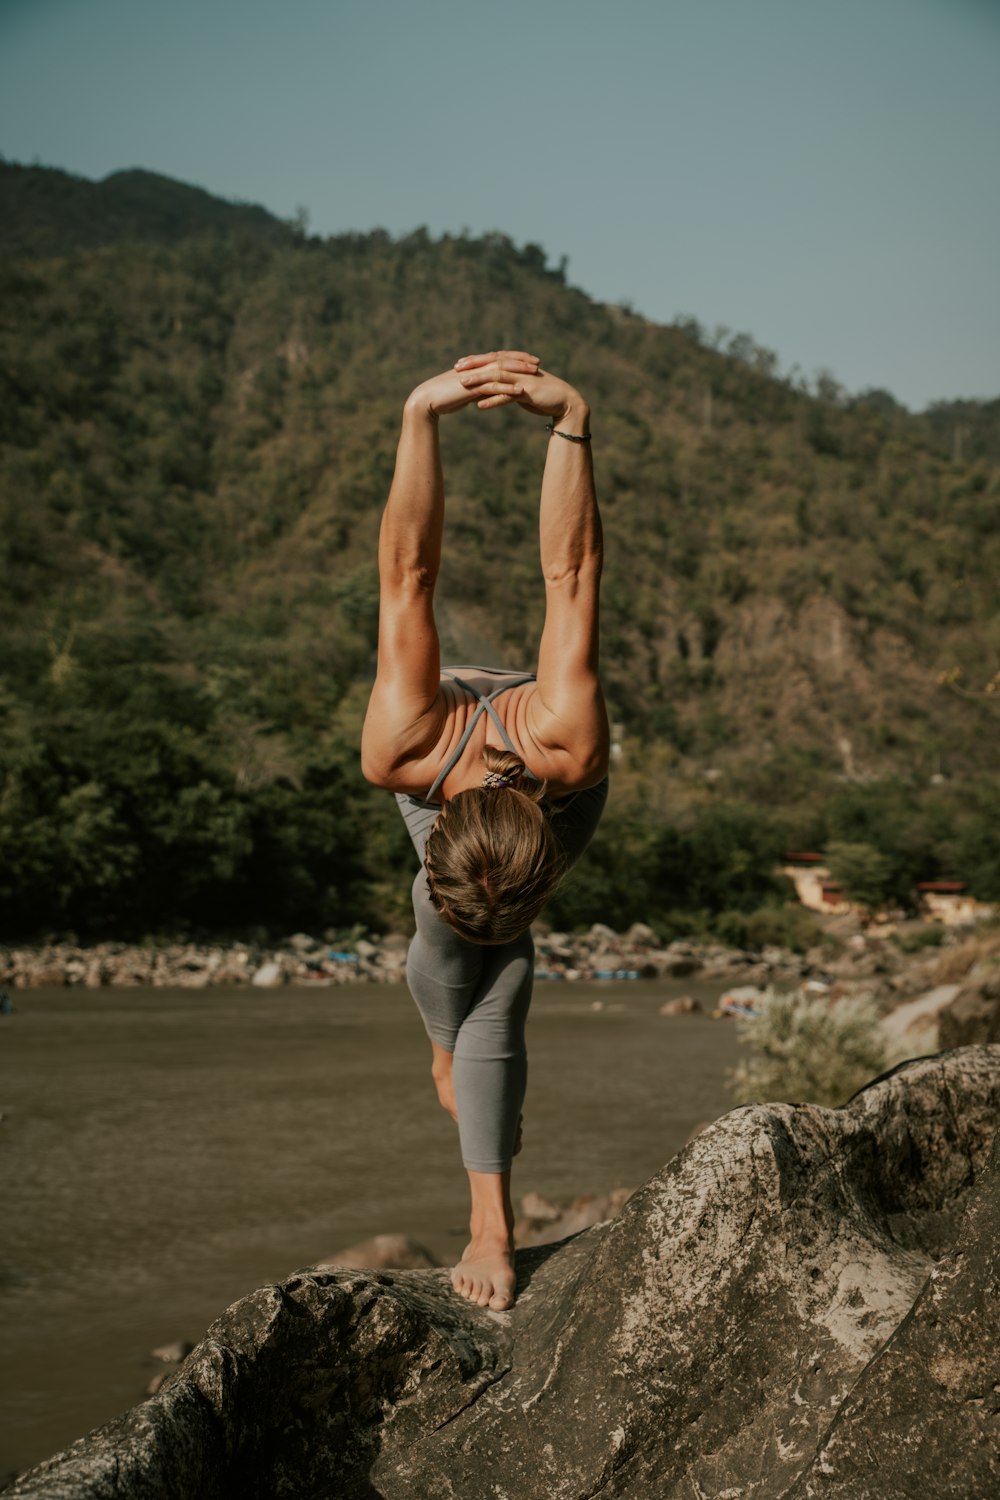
[825,841,897,911]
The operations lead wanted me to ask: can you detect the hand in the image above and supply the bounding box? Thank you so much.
[406,351,539,418]
[455,351,586,422]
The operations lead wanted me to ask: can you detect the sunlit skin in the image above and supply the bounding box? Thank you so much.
[362,351,608,1310]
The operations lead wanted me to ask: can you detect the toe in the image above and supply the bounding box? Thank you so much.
[489,1290,513,1311]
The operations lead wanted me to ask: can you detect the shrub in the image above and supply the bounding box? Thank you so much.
[727,987,886,1108]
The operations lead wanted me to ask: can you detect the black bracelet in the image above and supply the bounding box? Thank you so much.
[545,421,592,444]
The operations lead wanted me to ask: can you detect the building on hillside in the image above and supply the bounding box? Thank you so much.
[915,882,996,926]
[777,859,997,925]
[777,854,852,915]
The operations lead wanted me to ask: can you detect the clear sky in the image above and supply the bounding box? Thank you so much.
[2,0,998,410]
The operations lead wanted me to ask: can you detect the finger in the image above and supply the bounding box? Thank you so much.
[477,393,517,409]
[459,364,532,389]
[467,380,524,407]
[455,350,539,371]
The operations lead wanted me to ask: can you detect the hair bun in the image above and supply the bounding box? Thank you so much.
[482,745,547,802]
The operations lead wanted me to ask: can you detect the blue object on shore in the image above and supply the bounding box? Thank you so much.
[327,950,359,964]
[0,991,12,1015]
[594,969,641,981]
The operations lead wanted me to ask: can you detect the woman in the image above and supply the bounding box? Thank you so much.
[361,349,609,1312]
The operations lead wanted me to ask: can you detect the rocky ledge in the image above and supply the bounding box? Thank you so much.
[10,1045,999,1500]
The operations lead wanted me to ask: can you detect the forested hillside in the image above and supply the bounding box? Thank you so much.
[1,162,998,940]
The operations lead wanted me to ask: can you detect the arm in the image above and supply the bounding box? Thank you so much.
[451,355,610,784]
[360,356,540,788]
[532,393,609,783]
[360,402,445,788]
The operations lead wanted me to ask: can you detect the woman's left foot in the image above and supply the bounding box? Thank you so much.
[451,1233,517,1311]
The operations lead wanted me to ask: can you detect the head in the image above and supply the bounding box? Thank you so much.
[425,746,565,944]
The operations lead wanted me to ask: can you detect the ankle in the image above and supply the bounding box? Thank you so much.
[469,1215,513,1244]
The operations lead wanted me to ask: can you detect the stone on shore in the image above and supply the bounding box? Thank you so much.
[10,1046,998,1500]
[250,960,284,988]
[315,1234,440,1271]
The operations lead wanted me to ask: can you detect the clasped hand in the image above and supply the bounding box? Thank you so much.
[407,351,584,423]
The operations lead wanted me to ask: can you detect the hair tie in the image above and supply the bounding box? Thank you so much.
[483,770,516,788]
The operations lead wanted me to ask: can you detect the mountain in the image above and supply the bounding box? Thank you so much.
[0,160,293,258]
[1,161,998,939]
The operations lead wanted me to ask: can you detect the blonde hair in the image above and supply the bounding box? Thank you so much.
[425,746,566,944]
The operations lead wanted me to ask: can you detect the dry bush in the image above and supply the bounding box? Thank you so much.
[930,928,1000,985]
[727,988,887,1108]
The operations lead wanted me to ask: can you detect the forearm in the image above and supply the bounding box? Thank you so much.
[378,401,445,588]
[538,399,603,584]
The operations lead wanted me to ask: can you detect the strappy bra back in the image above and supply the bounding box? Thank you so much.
[425,668,537,802]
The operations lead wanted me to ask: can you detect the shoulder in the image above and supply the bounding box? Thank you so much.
[512,687,608,790]
[361,678,469,792]
[496,685,606,793]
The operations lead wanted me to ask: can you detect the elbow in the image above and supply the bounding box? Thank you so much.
[380,558,438,595]
[541,553,603,591]
[359,726,390,789]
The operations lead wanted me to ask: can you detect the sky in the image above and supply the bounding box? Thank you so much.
[1,0,998,411]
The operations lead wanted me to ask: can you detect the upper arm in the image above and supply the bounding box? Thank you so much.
[527,561,609,781]
[360,569,444,787]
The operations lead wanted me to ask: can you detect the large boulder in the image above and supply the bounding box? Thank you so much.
[11,1046,1000,1500]
[939,970,1000,1049]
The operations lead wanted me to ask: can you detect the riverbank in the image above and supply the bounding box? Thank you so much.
[1,922,822,991]
[0,916,993,997]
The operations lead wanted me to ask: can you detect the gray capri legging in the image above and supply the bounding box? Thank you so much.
[396,773,608,1174]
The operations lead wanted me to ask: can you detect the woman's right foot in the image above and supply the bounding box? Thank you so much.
[451,1231,517,1311]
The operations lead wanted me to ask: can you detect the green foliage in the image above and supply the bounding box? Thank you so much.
[0,160,998,938]
[727,989,887,1107]
[712,904,824,954]
[889,926,946,954]
[824,841,897,910]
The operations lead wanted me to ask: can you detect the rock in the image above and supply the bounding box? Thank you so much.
[518,1191,562,1224]
[939,971,1000,1049]
[26,966,65,987]
[515,1187,635,1248]
[250,961,284,988]
[150,1340,194,1364]
[659,954,701,976]
[286,933,317,953]
[788,1109,1000,1499]
[7,1048,1000,1499]
[625,922,659,948]
[315,1234,440,1271]
[659,995,701,1016]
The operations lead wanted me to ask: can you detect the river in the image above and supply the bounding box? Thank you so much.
[1,978,744,1476]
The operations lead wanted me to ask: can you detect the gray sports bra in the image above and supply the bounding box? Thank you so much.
[424,668,537,802]
[395,666,609,868]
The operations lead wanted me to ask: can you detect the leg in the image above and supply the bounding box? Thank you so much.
[430,1038,458,1123]
[448,937,533,1311]
[406,871,533,1308]
[452,1169,517,1311]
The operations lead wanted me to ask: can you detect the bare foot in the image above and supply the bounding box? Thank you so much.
[451,1232,517,1311]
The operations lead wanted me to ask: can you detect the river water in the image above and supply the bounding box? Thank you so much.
[1,978,744,1476]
